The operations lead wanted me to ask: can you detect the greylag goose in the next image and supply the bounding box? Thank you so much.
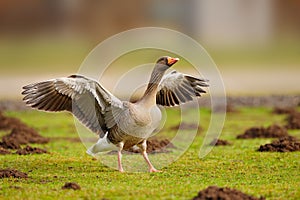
[22,56,208,172]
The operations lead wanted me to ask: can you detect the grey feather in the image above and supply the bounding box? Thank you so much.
[156,70,208,107]
[22,75,124,136]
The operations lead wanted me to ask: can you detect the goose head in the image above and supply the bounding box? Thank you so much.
[155,56,179,72]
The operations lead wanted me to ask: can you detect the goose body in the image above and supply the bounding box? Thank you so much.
[89,102,161,152]
[22,56,208,172]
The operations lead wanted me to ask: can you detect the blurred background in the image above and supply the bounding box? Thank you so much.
[0,0,299,98]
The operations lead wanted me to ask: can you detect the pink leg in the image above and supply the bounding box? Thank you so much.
[117,142,124,172]
[117,151,124,172]
[139,140,160,172]
[141,151,160,172]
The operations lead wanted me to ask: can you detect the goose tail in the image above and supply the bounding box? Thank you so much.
[86,132,118,156]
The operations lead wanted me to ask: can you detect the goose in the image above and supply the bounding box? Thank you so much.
[22,56,208,172]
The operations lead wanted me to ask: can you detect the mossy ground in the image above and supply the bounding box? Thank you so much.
[0,107,299,199]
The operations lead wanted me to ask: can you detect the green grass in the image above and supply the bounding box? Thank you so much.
[0,107,299,199]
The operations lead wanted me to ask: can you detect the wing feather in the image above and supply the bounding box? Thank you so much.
[22,75,124,135]
[156,70,208,107]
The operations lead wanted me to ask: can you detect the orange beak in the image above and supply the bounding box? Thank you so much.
[167,57,179,65]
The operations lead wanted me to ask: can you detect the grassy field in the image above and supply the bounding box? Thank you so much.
[0,107,299,199]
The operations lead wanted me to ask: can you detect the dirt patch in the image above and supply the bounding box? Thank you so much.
[237,124,289,139]
[145,138,176,153]
[1,127,49,150]
[16,145,47,155]
[0,169,28,179]
[210,138,232,146]
[0,134,21,149]
[258,136,300,152]
[192,186,265,200]
[0,147,11,155]
[108,138,176,154]
[0,111,49,153]
[273,107,296,115]
[285,112,300,129]
[62,182,81,190]
[126,138,176,154]
[0,111,24,130]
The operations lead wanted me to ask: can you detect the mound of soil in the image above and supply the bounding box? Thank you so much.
[258,136,300,152]
[285,112,300,129]
[0,134,21,149]
[0,111,24,130]
[146,138,176,153]
[210,138,232,146]
[192,186,265,200]
[62,182,81,190]
[16,145,48,155]
[0,147,11,155]
[273,107,296,115]
[237,124,288,139]
[108,138,176,155]
[1,126,49,150]
[0,112,49,156]
[0,169,28,179]
[126,138,176,154]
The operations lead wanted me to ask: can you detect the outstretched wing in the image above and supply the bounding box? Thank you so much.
[156,70,208,107]
[22,74,124,136]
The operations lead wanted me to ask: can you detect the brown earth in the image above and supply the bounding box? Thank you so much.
[0,169,28,179]
[210,138,232,146]
[285,112,300,129]
[108,138,176,154]
[16,145,48,155]
[0,111,24,130]
[61,182,81,190]
[0,147,11,155]
[192,186,265,200]
[1,127,49,150]
[145,138,175,153]
[0,111,49,151]
[272,106,296,115]
[258,136,300,152]
[0,134,21,149]
[0,111,49,157]
[124,138,176,154]
[237,124,289,139]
